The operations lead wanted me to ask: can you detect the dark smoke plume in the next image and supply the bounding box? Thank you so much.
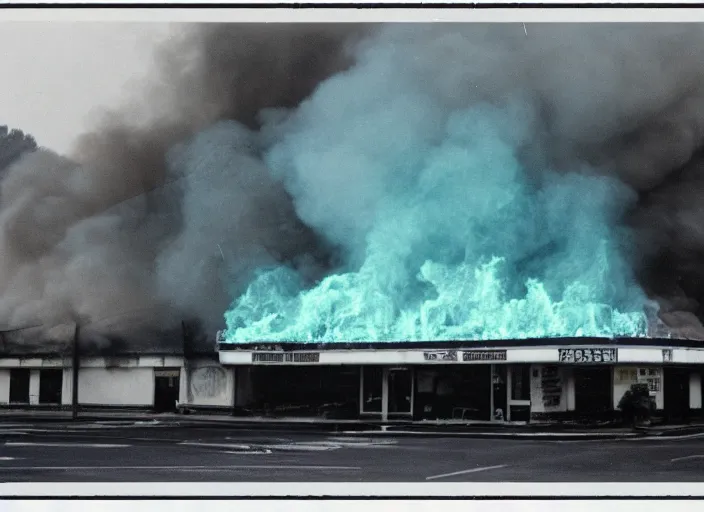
[0,23,370,351]
[5,22,704,350]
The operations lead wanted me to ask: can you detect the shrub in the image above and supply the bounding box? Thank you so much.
[618,383,655,425]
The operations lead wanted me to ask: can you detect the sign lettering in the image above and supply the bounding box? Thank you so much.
[252,352,320,363]
[462,350,507,362]
[423,350,458,361]
[558,348,617,364]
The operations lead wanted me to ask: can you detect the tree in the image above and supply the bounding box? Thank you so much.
[0,125,38,173]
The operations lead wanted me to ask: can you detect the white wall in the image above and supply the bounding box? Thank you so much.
[613,366,664,410]
[185,360,234,407]
[530,364,571,414]
[28,370,40,405]
[691,372,702,410]
[62,368,73,405]
[0,369,9,404]
[78,367,154,406]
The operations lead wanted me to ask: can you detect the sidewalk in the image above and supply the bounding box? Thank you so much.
[1,408,696,439]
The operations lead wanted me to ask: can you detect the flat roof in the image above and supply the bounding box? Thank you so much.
[217,336,703,352]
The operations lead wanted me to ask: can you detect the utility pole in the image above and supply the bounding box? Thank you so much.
[72,322,80,420]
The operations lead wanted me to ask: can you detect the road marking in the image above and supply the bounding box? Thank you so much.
[264,443,340,451]
[221,450,272,455]
[0,457,21,461]
[671,454,704,462]
[425,464,508,481]
[1,464,361,471]
[5,442,129,448]
[341,430,636,438]
[636,433,704,441]
[179,442,252,450]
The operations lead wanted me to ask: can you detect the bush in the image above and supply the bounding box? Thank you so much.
[618,383,655,425]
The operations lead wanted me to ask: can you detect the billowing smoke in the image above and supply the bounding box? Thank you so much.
[4,22,704,350]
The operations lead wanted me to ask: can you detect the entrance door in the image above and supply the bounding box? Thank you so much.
[9,369,30,404]
[38,369,63,405]
[574,367,612,414]
[388,367,413,416]
[154,369,180,412]
[664,367,691,422]
[493,365,507,421]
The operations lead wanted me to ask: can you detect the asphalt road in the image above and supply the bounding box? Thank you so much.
[1,421,704,482]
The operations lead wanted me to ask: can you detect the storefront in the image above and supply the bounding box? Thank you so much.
[218,338,704,423]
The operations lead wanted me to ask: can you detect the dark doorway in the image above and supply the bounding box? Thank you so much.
[493,365,508,421]
[9,369,30,404]
[361,366,382,414]
[415,365,491,421]
[664,367,691,423]
[574,366,612,415]
[154,370,180,413]
[388,367,412,416]
[249,366,360,418]
[38,369,63,405]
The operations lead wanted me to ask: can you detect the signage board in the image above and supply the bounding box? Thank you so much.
[462,350,507,362]
[252,352,320,363]
[541,365,561,408]
[423,350,457,361]
[154,369,181,378]
[558,348,617,363]
[662,349,673,363]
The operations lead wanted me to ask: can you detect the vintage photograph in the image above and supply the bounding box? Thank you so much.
[0,8,703,490]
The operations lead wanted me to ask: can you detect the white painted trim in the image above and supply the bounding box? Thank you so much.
[218,346,695,367]
[674,349,704,364]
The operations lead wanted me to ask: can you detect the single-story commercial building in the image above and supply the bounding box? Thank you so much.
[218,335,704,423]
[1,323,702,425]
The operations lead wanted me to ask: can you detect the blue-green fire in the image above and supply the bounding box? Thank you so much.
[222,103,650,343]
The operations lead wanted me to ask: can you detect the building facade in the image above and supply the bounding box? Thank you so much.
[0,335,702,425]
[0,353,237,413]
[218,337,704,423]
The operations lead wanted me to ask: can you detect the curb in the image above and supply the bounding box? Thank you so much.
[3,414,702,440]
[335,429,641,441]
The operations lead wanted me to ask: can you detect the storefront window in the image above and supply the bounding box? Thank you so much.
[361,366,383,413]
[511,365,531,401]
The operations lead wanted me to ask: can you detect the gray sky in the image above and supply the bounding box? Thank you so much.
[0,22,173,155]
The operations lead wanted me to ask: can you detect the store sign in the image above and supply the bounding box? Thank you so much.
[662,349,673,363]
[558,348,617,363]
[252,352,320,363]
[541,365,562,408]
[462,350,507,362]
[423,350,457,361]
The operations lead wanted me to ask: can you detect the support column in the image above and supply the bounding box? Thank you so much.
[381,367,389,423]
[506,365,512,422]
[72,322,80,419]
[690,371,702,410]
[490,364,495,421]
[29,370,40,405]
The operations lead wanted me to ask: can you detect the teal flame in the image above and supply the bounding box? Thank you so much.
[223,105,649,343]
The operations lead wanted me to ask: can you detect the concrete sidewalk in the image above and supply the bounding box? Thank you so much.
[1,409,698,440]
